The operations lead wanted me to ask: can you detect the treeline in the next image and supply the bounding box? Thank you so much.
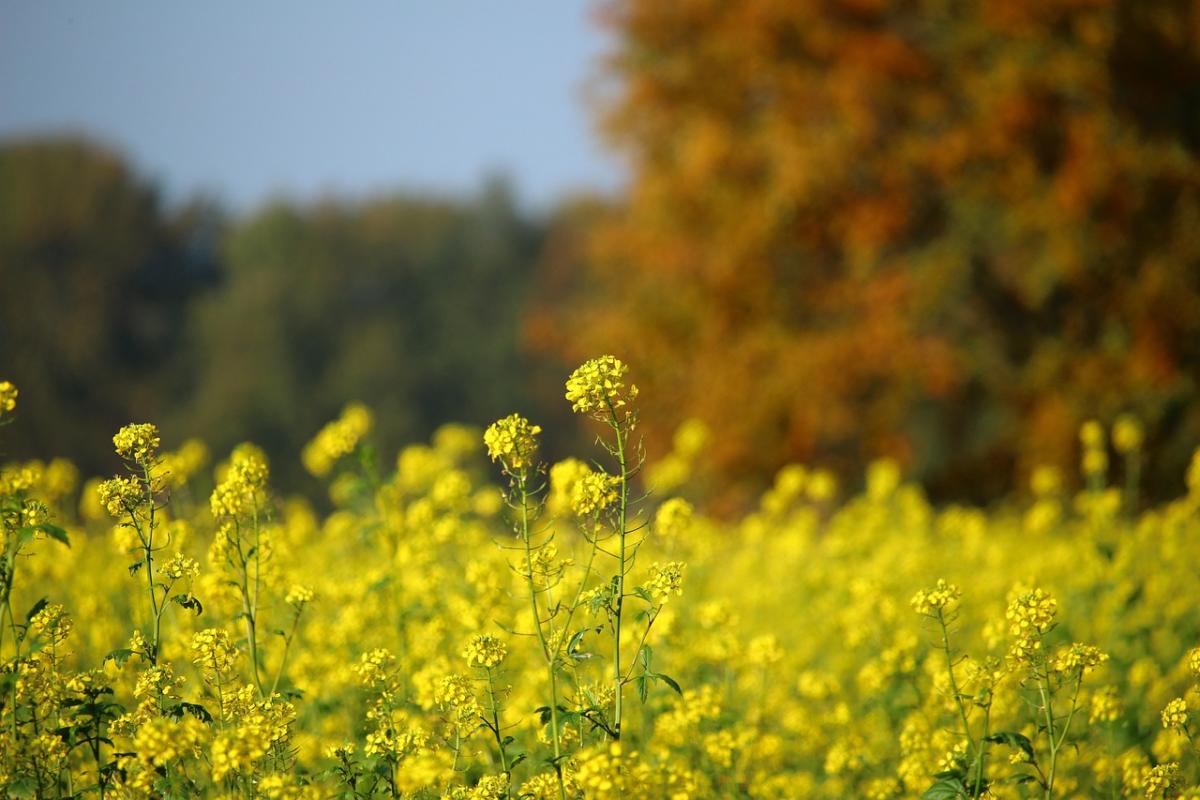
[0,137,573,491]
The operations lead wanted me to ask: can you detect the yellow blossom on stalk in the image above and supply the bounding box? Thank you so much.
[98,476,142,517]
[1080,420,1106,450]
[0,463,38,495]
[911,579,961,616]
[1113,414,1144,453]
[302,403,373,477]
[746,634,784,667]
[1162,698,1188,730]
[159,438,210,490]
[1141,762,1181,799]
[483,413,542,471]
[571,469,619,516]
[30,603,72,645]
[134,716,207,767]
[113,422,161,463]
[134,665,183,700]
[1006,586,1057,661]
[462,633,507,669]
[0,380,17,416]
[565,355,638,417]
[1030,465,1062,497]
[1054,643,1108,675]
[210,446,269,518]
[285,584,314,606]
[191,628,239,681]
[353,648,396,688]
[654,497,693,542]
[1091,686,1121,723]
[646,561,685,604]
[162,552,200,581]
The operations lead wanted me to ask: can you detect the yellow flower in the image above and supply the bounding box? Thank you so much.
[98,476,142,517]
[1054,643,1108,675]
[113,422,161,463]
[462,634,507,669]
[1113,414,1144,453]
[565,355,638,418]
[911,579,961,616]
[302,403,373,477]
[0,380,16,415]
[483,413,542,470]
[1162,698,1188,730]
[646,561,686,604]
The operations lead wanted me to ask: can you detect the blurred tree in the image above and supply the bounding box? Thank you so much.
[182,177,548,490]
[530,0,1200,507]
[0,137,219,475]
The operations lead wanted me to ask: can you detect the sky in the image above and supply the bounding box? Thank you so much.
[0,1,623,212]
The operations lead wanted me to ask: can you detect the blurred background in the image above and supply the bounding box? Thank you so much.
[2,0,1199,510]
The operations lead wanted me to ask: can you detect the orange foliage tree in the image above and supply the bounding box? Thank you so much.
[529,0,1200,506]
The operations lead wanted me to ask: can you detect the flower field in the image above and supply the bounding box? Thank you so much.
[1,360,1199,798]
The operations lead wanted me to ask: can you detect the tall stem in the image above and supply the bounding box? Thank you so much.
[516,476,567,800]
[608,409,629,740]
[936,612,976,783]
[485,668,511,788]
[1039,667,1057,799]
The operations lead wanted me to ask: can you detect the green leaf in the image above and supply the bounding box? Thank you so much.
[636,675,648,704]
[640,644,653,669]
[24,597,48,623]
[104,648,134,667]
[36,523,70,546]
[657,672,683,695]
[921,777,968,800]
[985,731,1035,761]
[633,586,654,603]
[166,701,213,724]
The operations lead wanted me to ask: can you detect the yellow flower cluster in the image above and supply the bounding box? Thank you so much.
[483,413,542,470]
[462,633,507,669]
[191,628,239,680]
[1006,586,1057,661]
[162,552,201,580]
[1162,697,1188,730]
[910,578,961,615]
[646,561,685,604]
[7,369,1200,797]
[564,355,638,417]
[210,446,269,518]
[1113,413,1144,454]
[1054,642,1108,675]
[0,380,16,416]
[159,438,210,490]
[97,475,142,517]
[301,403,373,477]
[113,422,161,463]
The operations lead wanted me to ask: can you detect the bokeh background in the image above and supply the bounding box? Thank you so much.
[3,0,1200,509]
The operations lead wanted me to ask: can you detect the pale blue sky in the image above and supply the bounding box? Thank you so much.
[0,1,623,211]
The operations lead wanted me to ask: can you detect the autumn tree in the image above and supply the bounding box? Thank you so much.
[530,0,1200,506]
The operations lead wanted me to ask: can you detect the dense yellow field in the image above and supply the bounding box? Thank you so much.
[0,360,1198,799]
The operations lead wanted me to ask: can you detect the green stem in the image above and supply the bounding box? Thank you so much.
[485,668,511,785]
[515,475,567,800]
[936,611,976,776]
[1039,665,1057,799]
[269,607,303,696]
[608,406,629,741]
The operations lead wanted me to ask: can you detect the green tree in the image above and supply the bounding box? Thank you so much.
[0,137,218,474]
